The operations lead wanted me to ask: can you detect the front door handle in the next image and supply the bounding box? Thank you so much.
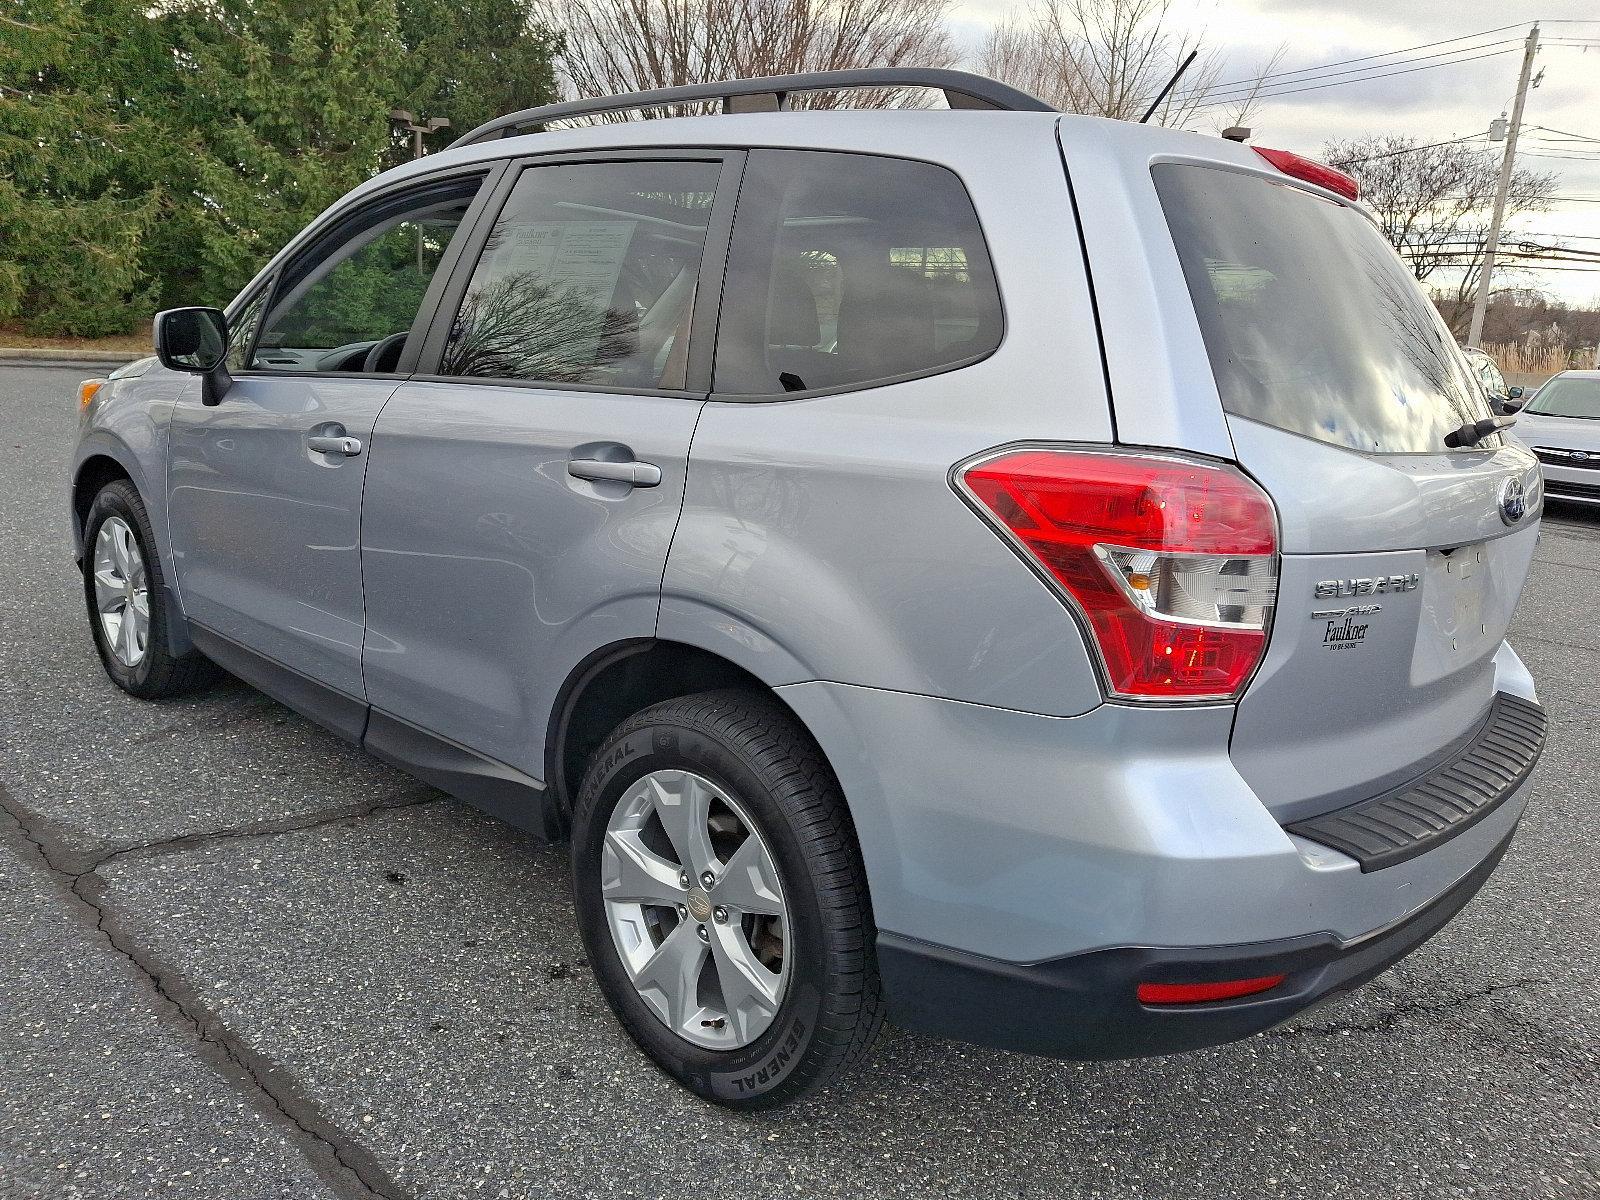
[307,434,363,457]
[568,458,662,487]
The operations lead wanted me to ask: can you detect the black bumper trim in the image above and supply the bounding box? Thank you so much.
[877,830,1513,1060]
[1543,478,1600,503]
[1286,693,1545,871]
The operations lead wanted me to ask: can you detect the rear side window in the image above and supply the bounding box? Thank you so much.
[1154,163,1494,454]
[715,151,1002,396]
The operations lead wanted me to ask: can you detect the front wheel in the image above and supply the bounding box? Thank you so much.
[571,690,883,1108]
[81,480,220,699]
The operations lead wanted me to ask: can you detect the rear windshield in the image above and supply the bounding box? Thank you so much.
[1526,376,1600,419]
[1154,163,1495,454]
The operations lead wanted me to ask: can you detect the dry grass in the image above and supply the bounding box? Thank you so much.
[1483,339,1572,377]
[0,323,152,354]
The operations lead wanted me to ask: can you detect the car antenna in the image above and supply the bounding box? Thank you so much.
[1139,50,1198,124]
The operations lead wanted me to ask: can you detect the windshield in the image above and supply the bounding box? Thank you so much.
[1154,164,1495,454]
[1526,376,1600,419]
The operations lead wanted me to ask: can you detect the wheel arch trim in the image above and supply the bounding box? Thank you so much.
[70,435,146,561]
[544,635,836,838]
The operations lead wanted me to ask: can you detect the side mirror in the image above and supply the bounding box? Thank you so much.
[1506,385,1524,400]
[154,307,232,406]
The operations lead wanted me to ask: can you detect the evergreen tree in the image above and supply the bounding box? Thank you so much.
[0,0,175,334]
[1,0,562,335]
[171,0,403,304]
[391,0,562,164]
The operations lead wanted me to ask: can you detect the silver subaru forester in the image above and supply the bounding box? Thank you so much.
[70,69,1547,1108]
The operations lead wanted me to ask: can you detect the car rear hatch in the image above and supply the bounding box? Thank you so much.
[1064,125,1544,826]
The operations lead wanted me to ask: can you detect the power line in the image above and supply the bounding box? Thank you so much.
[1422,263,1600,273]
[1195,23,1528,93]
[1191,36,1524,103]
[1404,246,1600,262]
[1191,46,1520,109]
[1402,245,1600,263]
[1435,194,1600,203]
[1400,255,1600,273]
[1526,126,1600,142]
[1185,23,1600,114]
[1518,151,1600,161]
[1335,133,1491,164]
[1188,39,1522,106]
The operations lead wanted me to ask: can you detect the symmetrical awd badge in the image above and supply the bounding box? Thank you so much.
[1310,577,1417,653]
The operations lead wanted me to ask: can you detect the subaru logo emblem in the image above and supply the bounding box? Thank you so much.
[1499,477,1528,526]
[1575,450,1591,463]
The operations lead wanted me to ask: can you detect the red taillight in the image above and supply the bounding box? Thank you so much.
[1137,975,1286,1005]
[958,450,1278,701]
[1252,146,1359,202]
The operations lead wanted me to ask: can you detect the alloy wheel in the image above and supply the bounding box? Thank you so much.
[600,769,789,1050]
[92,515,150,668]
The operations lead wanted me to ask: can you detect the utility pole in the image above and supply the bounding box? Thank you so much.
[1467,24,1539,347]
[389,109,452,271]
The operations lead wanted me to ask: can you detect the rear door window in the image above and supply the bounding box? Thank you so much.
[1154,163,1495,454]
[714,151,1003,396]
[439,159,721,391]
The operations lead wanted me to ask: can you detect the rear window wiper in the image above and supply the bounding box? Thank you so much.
[1443,415,1517,449]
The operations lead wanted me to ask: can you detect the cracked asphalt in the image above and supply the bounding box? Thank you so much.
[2,363,1597,1199]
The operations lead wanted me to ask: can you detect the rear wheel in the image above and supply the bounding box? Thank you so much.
[571,689,882,1108]
[82,480,219,699]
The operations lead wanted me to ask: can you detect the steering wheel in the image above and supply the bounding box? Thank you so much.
[363,332,410,374]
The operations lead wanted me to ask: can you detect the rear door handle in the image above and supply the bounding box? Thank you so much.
[568,458,662,487]
[307,434,363,457]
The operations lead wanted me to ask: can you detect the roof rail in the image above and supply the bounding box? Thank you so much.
[447,68,1056,149]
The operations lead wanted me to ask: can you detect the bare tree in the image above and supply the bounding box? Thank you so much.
[977,0,1280,128]
[540,0,956,114]
[1324,136,1558,336]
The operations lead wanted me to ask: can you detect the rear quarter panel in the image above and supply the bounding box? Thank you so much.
[663,121,1113,714]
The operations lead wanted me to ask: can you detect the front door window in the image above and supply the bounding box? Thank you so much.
[252,179,481,374]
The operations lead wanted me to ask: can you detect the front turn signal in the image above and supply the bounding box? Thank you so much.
[78,379,106,408]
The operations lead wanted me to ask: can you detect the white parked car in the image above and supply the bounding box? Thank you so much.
[1512,371,1600,507]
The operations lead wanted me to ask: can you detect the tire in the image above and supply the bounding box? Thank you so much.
[81,479,220,699]
[571,689,883,1108]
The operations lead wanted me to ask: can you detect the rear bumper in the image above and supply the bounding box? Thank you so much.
[778,643,1540,966]
[878,829,1514,1059]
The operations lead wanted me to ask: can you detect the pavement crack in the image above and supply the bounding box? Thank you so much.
[88,789,441,872]
[0,782,419,1200]
[1269,977,1546,1040]
[1509,631,1600,656]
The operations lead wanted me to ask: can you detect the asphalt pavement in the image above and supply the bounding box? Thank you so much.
[1,364,1596,1199]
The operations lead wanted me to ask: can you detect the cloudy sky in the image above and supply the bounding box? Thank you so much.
[951,0,1600,306]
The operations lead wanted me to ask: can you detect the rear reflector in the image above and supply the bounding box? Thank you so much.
[1252,146,1359,201]
[957,450,1278,701]
[1137,975,1286,1005]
